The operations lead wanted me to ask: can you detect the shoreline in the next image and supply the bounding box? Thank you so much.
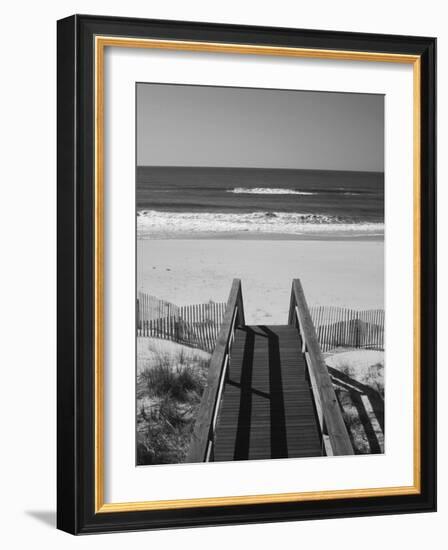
[138,233,384,242]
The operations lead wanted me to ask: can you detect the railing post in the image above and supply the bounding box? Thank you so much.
[290,279,354,456]
[187,279,244,462]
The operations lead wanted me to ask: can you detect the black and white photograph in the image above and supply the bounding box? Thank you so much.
[135,83,385,465]
[50,9,436,538]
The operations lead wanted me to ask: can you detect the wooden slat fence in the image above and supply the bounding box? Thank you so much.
[310,306,384,352]
[137,291,179,322]
[137,292,226,353]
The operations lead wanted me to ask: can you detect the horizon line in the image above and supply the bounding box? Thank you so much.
[136,165,384,175]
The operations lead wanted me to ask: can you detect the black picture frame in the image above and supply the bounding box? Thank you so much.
[57,14,436,535]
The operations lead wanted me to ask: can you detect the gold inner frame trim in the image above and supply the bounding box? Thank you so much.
[94,35,421,513]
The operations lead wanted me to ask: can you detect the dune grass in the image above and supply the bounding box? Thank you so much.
[137,343,209,465]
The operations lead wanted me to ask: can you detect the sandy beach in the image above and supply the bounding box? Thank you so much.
[137,239,383,325]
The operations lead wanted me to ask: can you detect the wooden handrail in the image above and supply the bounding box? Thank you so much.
[187,279,245,462]
[289,279,354,456]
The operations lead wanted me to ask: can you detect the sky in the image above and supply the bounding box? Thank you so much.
[136,83,384,172]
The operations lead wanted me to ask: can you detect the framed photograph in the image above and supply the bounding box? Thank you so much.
[57,15,436,534]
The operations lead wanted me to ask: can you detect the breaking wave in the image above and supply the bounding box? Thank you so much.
[137,210,384,238]
[228,187,316,195]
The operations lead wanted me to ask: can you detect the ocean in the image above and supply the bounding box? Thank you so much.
[136,166,384,239]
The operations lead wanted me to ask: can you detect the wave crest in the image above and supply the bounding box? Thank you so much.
[228,187,315,195]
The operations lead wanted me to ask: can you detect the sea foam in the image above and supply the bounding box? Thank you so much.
[137,210,384,238]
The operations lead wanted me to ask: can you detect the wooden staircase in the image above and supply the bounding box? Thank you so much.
[187,279,354,463]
